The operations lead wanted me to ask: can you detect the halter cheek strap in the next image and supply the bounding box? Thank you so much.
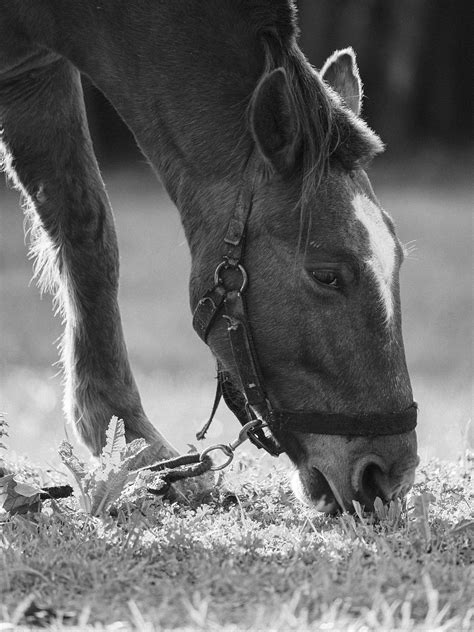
[192,154,417,456]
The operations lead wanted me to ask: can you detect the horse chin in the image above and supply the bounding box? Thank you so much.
[290,467,341,514]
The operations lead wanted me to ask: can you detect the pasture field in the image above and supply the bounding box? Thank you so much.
[0,152,472,629]
[0,449,472,631]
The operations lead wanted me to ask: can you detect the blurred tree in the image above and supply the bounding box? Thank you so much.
[84,0,472,163]
[297,0,472,150]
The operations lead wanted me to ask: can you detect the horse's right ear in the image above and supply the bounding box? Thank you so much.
[321,48,362,116]
[250,68,300,174]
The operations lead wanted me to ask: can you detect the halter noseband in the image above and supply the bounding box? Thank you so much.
[192,155,417,457]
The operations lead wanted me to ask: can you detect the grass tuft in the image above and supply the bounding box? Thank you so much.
[0,449,472,630]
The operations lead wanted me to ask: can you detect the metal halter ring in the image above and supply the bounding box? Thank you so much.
[199,419,263,471]
[214,261,248,293]
[199,443,234,471]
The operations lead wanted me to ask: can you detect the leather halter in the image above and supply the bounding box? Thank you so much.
[192,155,417,457]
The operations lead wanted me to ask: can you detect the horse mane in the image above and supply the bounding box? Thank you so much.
[244,0,384,195]
[240,0,299,46]
[240,0,384,257]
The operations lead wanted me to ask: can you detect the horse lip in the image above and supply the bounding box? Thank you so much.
[310,467,345,513]
[317,470,346,513]
[291,465,339,513]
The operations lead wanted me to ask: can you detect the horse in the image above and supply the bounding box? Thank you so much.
[0,0,418,513]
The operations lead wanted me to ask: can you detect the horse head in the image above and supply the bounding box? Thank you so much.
[191,44,418,513]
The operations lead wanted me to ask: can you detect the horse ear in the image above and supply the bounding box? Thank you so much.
[250,68,300,174]
[321,47,362,116]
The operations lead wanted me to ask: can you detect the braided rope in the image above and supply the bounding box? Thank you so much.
[40,485,74,500]
[147,454,213,496]
[38,453,213,501]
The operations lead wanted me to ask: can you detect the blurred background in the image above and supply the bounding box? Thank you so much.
[1,0,471,468]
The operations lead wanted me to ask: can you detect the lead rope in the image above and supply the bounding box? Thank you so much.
[38,419,261,502]
[38,454,212,501]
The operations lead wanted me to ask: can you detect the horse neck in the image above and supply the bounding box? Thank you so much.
[15,2,264,238]
[80,10,261,255]
[123,84,254,264]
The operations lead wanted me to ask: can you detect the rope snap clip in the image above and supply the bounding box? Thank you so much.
[199,419,265,471]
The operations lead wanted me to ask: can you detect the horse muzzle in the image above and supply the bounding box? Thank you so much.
[291,429,419,513]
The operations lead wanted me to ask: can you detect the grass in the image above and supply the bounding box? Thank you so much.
[0,153,472,628]
[0,448,472,631]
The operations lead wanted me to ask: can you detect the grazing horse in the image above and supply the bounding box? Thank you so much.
[0,0,418,512]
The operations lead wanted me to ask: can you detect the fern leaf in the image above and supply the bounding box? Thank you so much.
[58,441,86,484]
[121,437,148,460]
[58,441,90,512]
[0,414,8,452]
[120,438,149,469]
[89,466,129,516]
[101,417,126,466]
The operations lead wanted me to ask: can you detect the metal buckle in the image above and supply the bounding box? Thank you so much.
[243,403,281,456]
[246,426,281,456]
[196,296,216,311]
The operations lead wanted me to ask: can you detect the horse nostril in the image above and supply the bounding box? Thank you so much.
[356,460,391,509]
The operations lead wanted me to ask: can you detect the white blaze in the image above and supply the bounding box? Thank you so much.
[352,193,396,323]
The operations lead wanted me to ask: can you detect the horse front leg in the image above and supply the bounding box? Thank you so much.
[0,56,177,462]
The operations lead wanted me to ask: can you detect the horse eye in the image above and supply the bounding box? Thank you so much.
[312,270,340,289]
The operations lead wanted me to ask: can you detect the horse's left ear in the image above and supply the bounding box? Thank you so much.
[321,47,362,116]
[250,68,300,174]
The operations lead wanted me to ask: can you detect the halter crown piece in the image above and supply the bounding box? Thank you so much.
[192,153,417,457]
